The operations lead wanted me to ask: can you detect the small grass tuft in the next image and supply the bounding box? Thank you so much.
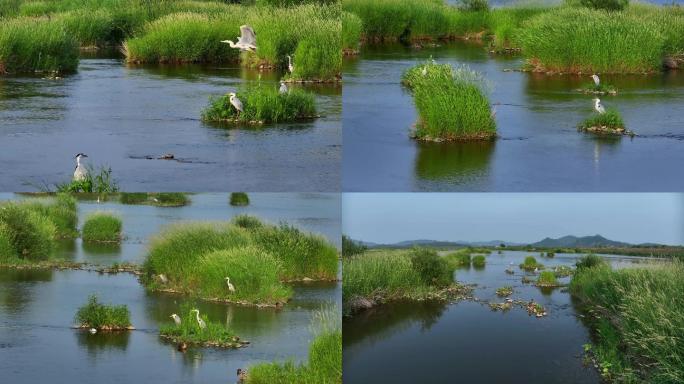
[472,254,486,268]
[496,286,513,297]
[82,212,122,243]
[536,270,561,287]
[229,192,250,207]
[75,294,131,330]
[520,256,544,271]
[579,109,629,135]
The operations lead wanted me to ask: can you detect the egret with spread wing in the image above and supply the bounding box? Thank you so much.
[222,25,257,52]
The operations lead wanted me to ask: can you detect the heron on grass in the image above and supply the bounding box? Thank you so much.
[228,93,243,116]
[170,313,181,326]
[190,309,206,329]
[594,98,605,114]
[221,25,257,52]
[73,153,88,181]
[225,277,236,293]
[286,55,294,74]
[279,81,288,94]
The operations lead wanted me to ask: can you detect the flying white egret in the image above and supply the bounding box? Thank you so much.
[73,153,88,181]
[591,74,600,87]
[170,314,181,326]
[221,25,257,52]
[228,92,243,116]
[191,309,206,329]
[286,55,294,74]
[594,98,606,114]
[225,277,236,293]
[279,81,288,94]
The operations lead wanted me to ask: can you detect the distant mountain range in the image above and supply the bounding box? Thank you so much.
[356,235,657,249]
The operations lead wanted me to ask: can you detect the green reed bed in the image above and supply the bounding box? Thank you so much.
[202,85,316,124]
[570,261,684,383]
[341,235,367,257]
[82,212,122,243]
[19,193,79,238]
[488,5,549,52]
[404,62,496,141]
[229,192,250,207]
[516,7,667,73]
[247,305,342,384]
[536,270,560,287]
[444,249,471,267]
[342,11,362,53]
[472,254,486,268]
[75,294,132,330]
[159,306,240,348]
[0,17,78,74]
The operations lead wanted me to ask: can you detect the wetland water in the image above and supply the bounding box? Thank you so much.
[343,43,684,191]
[343,251,659,384]
[0,53,340,192]
[0,193,341,384]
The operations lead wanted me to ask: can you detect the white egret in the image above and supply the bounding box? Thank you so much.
[73,153,88,181]
[225,277,236,293]
[221,25,257,52]
[279,81,288,94]
[89,328,97,334]
[591,74,600,87]
[158,274,168,284]
[228,92,243,116]
[594,98,606,114]
[421,66,427,76]
[286,55,294,74]
[170,313,181,326]
[191,309,206,329]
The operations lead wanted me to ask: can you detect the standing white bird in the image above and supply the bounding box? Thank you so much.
[421,66,427,76]
[191,309,206,329]
[279,81,288,94]
[170,313,181,326]
[225,277,236,293]
[228,92,243,116]
[591,74,600,87]
[73,153,88,181]
[221,25,257,52]
[158,274,168,284]
[286,55,294,74]
[594,98,606,114]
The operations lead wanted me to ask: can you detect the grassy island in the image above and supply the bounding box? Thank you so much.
[75,295,132,331]
[82,212,122,243]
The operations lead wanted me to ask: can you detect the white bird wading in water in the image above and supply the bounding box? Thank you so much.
[594,98,606,114]
[73,153,88,181]
[221,25,257,52]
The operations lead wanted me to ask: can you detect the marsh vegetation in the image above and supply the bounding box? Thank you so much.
[75,294,132,330]
[82,212,122,243]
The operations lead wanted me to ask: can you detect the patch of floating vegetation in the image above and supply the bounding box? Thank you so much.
[82,212,122,243]
[143,216,337,306]
[119,192,190,207]
[519,256,544,271]
[342,248,472,315]
[521,275,533,284]
[96,262,141,275]
[56,166,119,194]
[202,85,317,125]
[403,62,496,142]
[229,192,250,207]
[495,286,513,297]
[159,306,245,349]
[578,82,617,96]
[75,295,133,331]
[535,270,562,288]
[488,298,547,318]
[579,109,634,136]
[570,260,684,382]
[552,265,574,278]
[246,305,341,384]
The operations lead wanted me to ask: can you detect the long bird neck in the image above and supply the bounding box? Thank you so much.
[76,157,82,167]
[195,312,200,322]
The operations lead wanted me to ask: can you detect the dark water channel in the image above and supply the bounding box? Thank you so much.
[343,250,660,384]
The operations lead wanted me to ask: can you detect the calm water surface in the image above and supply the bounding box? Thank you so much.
[0,193,341,384]
[343,43,684,191]
[343,250,661,384]
[0,54,340,191]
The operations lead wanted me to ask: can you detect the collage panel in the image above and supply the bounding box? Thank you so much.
[0,192,341,383]
[342,193,684,383]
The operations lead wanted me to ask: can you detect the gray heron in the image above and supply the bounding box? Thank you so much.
[591,74,600,87]
[170,313,181,326]
[221,25,257,52]
[286,55,294,74]
[228,92,243,116]
[73,153,88,181]
[279,81,288,94]
[594,98,605,114]
[191,309,206,329]
[225,277,236,293]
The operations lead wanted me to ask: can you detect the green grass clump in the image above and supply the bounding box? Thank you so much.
[496,286,513,296]
[247,306,341,384]
[580,109,626,132]
[0,222,18,261]
[444,250,471,268]
[472,254,486,268]
[576,254,607,270]
[569,0,629,11]
[229,192,250,207]
[409,247,452,286]
[151,193,189,207]
[232,214,264,230]
[191,247,292,304]
[342,251,426,301]
[342,235,366,257]
[536,270,560,287]
[404,62,496,141]
[57,166,119,194]
[488,5,548,51]
[202,85,316,124]
[0,17,79,74]
[20,194,78,238]
[342,11,362,52]
[570,261,684,382]
[119,193,149,205]
[0,203,57,260]
[159,306,237,346]
[516,7,665,73]
[290,21,341,81]
[75,294,131,330]
[82,212,122,243]
[519,256,543,271]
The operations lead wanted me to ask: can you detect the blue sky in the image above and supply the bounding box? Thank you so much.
[343,193,684,245]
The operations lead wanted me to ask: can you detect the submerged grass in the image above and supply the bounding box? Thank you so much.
[82,212,122,243]
[202,85,316,124]
[75,294,131,330]
[570,261,684,383]
[404,62,495,141]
